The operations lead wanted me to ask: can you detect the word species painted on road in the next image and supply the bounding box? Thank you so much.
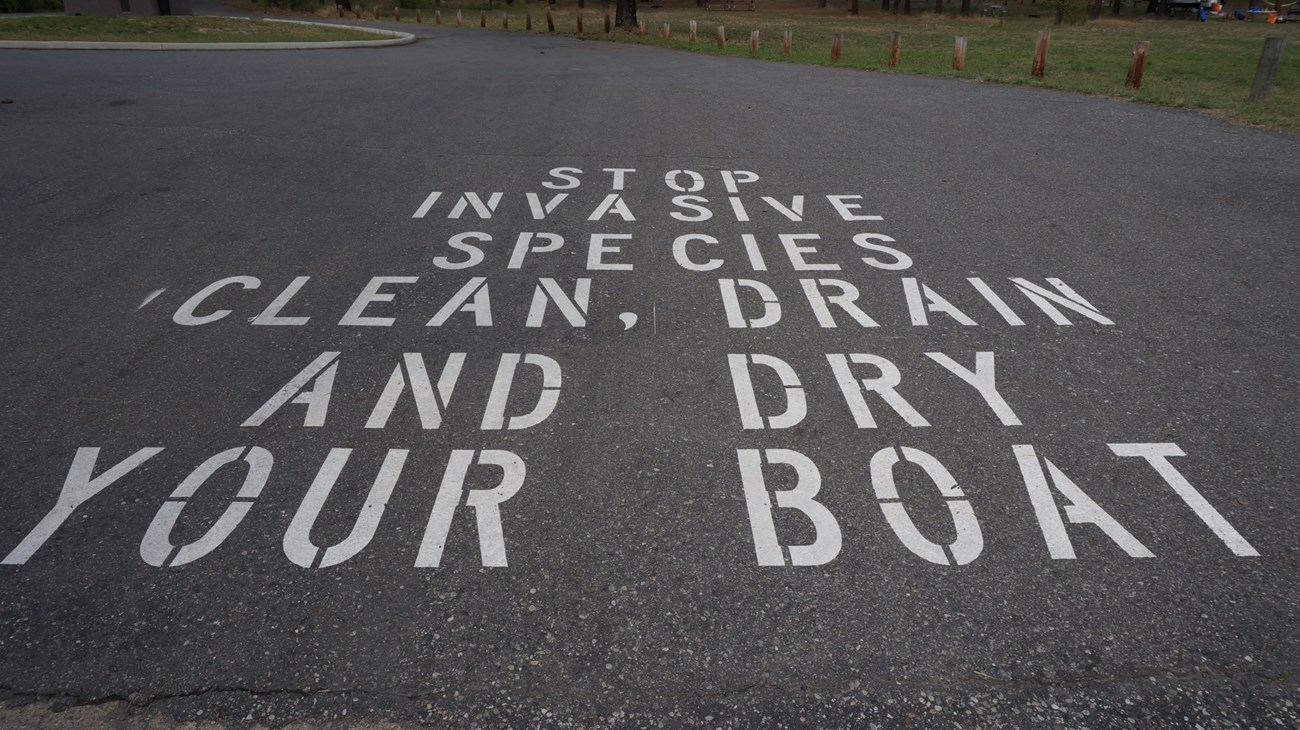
[1,166,1258,571]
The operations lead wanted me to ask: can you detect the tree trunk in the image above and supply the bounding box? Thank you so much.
[1111,0,1121,14]
[1089,0,1102,17]
[615,0,637,28]
[851,0,859,13]
[903,0,911,13]
[960,0,970,14]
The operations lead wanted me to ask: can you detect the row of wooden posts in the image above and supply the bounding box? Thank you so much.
[336,5,1290,95]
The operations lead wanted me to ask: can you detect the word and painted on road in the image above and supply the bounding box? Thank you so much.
[0,165,1257,570]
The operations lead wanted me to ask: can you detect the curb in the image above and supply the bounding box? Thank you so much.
[0,17,416,50]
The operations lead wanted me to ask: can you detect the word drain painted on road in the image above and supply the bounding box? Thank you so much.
[2,166,1258,570]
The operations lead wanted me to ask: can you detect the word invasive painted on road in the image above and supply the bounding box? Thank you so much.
[2,165,1258,571]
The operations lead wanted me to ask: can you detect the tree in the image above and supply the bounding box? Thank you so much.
[851,0,859,13]
[615,0,637,29]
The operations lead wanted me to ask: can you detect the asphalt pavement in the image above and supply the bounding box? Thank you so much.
[0,14,1298,728]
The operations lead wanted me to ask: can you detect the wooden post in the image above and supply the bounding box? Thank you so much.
[1031,30,1050,79]
[953,35,967,71]
[717,25,725,48]
[373,7,380,20]
[502,12,508,29]
[480,10,486,27]
[1250,37,1288,100]
[456,9,462,25]
[689,19,697,44]
[435,9,442,23]
[749,29,759,54]
[830,33,842,63]
[577,13,584,32]
[1125,40,1149,90]
[782,29,791,58]
[394,5,399,22]
[546,7,554,31]
[336,4,343,17]
[525,13,532,30]
[415,7,421,22]
[888,31,901,67]
[638,19,645,37]
[604,10,611,32]
[662,22,670,40]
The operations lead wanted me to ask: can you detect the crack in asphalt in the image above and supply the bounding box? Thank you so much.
[1,666,1293,713]
[0,121,853,161]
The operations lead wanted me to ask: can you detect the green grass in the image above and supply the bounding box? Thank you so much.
[370,0,1298,133]
[0,15,381,42]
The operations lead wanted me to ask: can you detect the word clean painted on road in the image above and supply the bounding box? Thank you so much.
[1,165,1258,571]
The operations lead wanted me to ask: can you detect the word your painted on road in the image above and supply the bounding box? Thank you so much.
[1,166,1258,571]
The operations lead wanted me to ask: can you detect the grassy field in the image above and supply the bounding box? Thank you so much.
[0,15,381,42]
[322,0,1298,133]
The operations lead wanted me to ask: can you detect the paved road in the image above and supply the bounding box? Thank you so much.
[1,17,1298,727]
